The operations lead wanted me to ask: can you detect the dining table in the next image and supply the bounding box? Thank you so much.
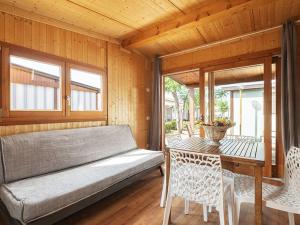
[163,137,265,225]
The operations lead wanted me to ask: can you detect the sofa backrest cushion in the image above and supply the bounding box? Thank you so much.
[0,125,137,183]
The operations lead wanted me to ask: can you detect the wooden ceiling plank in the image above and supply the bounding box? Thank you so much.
[66,0,138,30]
[161,27,205,51]
[65,0,182,32]
[166,0,186,14]
[167,0,209,14]
[1,0,134,39]
[122,0,279,48]
[195,27,208,43]
[0,2,120,44]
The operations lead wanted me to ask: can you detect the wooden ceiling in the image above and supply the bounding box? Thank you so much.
[170,64,276,86]
[0,0,299,56]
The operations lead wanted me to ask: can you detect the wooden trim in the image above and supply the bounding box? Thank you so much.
[275,57,284,177]
[66,63,108,119]
[68,63,106,76]
[10,48,67,68]
[8,49,66,118]
[199,69,205,137]
[0,117,107,126]
[162,48,280,75]
[263,57,273,177]
[0,41,107,73]
[65,62,71,117]
[1,46,9,118]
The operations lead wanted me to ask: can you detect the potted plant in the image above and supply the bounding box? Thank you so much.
[198,117,235,146]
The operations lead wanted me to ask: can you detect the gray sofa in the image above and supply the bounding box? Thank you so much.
[0,125,164,225]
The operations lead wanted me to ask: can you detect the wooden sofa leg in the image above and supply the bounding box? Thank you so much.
[159,166,164,176]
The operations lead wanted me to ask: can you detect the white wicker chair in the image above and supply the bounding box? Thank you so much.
[184,135,258,224]
[234,146,300,225]
[163,149,232,225]
[160,135,183,207]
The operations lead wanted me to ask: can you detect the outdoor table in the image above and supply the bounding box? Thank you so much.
[164,137,265,225]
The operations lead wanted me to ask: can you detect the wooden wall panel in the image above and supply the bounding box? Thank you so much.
[0,12,153,148]
[0,12,107,69]
[161,29,281,74]
[107,44,152,148]
[0,121,106,136]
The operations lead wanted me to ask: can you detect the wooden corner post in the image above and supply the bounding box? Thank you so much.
[263,57,273,177]
[199,69,205,137]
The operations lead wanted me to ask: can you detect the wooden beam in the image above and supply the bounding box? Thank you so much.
[263,57,273,177]
[184,74,265,87]
[0,2,119,44]
[122,0,277,48]
[162,48,280,75]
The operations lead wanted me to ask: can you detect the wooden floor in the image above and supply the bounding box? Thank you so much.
[1,170,298,225]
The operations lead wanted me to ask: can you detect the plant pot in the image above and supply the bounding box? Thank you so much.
[202,125,231,146]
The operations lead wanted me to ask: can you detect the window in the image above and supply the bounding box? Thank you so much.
[10,55,62,111]
[70,68,103,111]
[0,45,107,124]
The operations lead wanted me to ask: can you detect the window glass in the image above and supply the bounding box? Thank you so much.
[70,68,103,111]
[10,55,62,111]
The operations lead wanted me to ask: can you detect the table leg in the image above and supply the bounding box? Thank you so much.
[254,166,263,225]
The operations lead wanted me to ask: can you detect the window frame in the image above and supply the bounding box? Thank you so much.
[66,63,107,120]
[0,44,107,124]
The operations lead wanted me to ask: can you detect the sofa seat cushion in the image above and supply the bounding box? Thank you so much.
[0,149,164,223]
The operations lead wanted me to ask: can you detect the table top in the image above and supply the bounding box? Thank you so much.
[166,137,265,165]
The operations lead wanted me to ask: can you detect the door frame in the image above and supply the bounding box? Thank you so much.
[161,55,283,177]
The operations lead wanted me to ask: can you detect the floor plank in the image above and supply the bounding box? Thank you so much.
[0,170,298,225]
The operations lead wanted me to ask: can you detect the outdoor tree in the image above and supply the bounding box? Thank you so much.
[165,77,187,133]
[215,89,229,117]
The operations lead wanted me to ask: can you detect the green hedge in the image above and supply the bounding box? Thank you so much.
[165,120,177,133]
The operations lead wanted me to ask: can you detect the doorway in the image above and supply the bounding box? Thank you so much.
[161,57,283,177]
